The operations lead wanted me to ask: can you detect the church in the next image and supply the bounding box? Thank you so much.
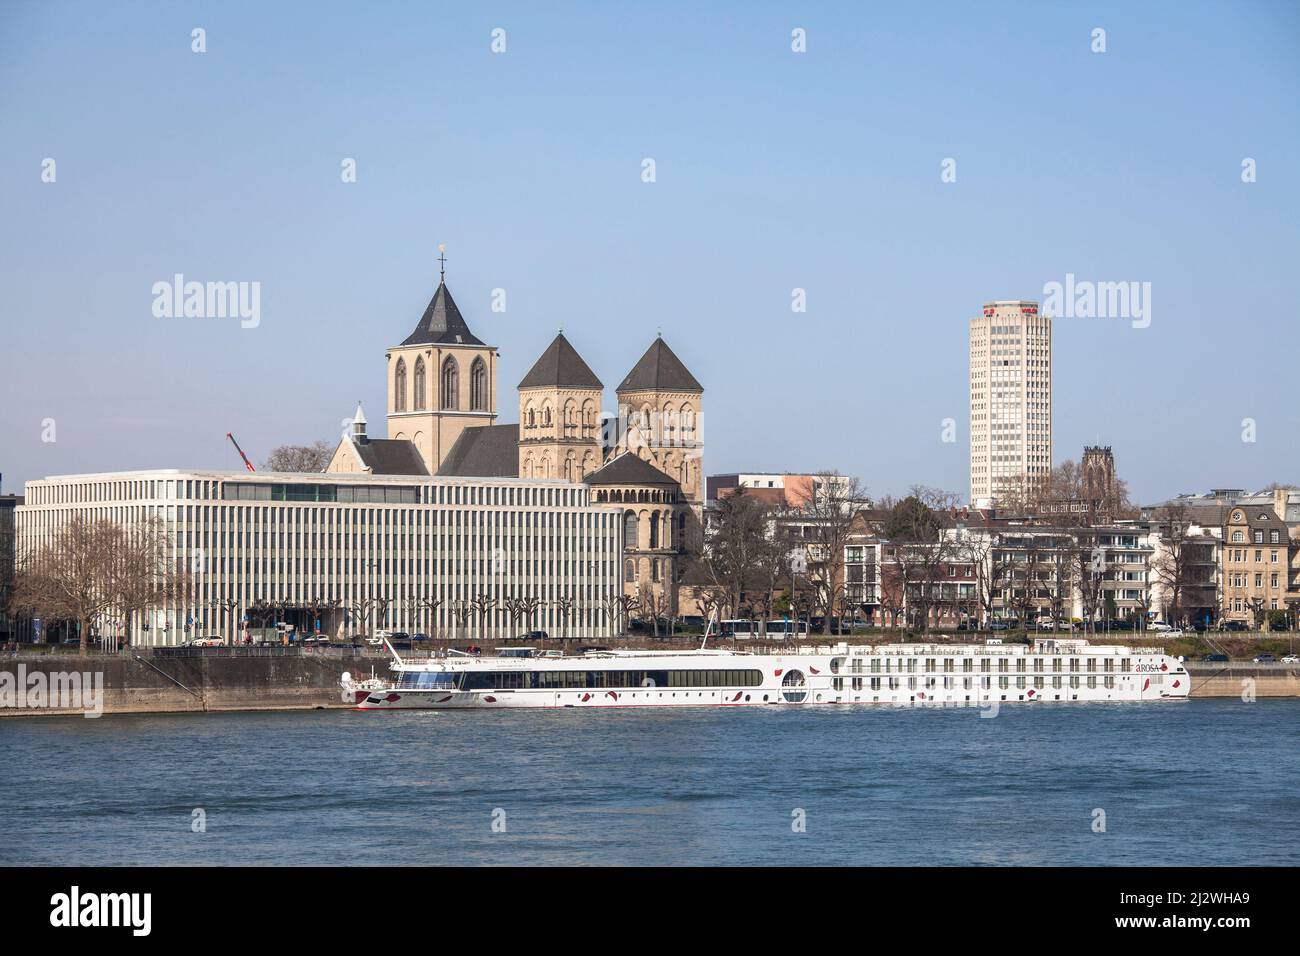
[326,268,705,612]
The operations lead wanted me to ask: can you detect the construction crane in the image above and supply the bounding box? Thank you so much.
[226,432,256,472]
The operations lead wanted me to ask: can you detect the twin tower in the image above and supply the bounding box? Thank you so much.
[381,277,703,503]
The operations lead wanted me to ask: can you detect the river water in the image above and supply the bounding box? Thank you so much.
[2,700,1297,865]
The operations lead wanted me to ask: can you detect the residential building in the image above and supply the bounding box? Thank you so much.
[1220,504,1292,623]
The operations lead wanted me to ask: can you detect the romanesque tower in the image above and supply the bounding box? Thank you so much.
[385,267,498,474]
[517,332,604,480]
[614,336,704,504]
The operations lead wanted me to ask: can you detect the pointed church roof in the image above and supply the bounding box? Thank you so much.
[400,281,485,347]
[616,337,702,393]
[583,451,679,487]
[518,332,603,390]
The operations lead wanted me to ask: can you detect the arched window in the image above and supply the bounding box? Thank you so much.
[543,404,552,427]
[650,513,660,549]
[441,357,459,409]
[526,405,535,429]
[624,559,635,583]
[563,400,577,436]
[678,512,687,547]
[413,357,426,410]
[394,358,408,412]
[582,401,596,437]
[624,512,638,550]
[652,559,661,583]
[470,358,488,411]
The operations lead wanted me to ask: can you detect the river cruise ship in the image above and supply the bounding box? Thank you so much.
[341,638,1189,710]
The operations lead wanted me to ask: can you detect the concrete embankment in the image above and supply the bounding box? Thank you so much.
[1,647,1296,717]
[1183,664,1300,698]
[0,649,378,717]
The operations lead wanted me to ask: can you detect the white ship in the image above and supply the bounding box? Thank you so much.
[341,637,1189,710]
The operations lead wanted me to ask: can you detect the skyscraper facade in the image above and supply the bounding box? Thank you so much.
[969,300,1052,505]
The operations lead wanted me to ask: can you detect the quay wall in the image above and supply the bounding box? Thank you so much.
[0,650,375,717]
[1183,664,1300,698]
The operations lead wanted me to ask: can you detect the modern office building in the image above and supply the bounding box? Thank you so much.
[969,300,1053,506]
[16,469,624,645]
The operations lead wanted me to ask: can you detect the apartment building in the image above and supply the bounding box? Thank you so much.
[1220,504,1293,623]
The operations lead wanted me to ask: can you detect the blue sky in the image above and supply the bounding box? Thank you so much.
[2,0,1297,502]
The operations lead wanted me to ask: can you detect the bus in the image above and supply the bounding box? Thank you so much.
[718,619,810,639]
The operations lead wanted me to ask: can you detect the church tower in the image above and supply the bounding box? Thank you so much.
[386,258,497,475]
[517,332,603,481]
[614,336,704,504]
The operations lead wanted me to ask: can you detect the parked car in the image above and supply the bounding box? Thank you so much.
[190,636,224,647]
[988,622,1010,632]
[1149,622,1173,632]
[1163,628,1186,638]
[527,630,549,641]
[1200,653,1229,662]
[1252,653,1276,663]
[1221,620,1249,632]
[412,633,429,642]
[1281,655,1299,664]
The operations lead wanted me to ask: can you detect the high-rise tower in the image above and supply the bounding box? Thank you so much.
[969,300,1052,506]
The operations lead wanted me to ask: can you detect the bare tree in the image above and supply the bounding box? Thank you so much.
[691,488,769,622]
[503,596,529,638]
[13,515,185,655]
[263,441,334,473]
[552,595,574,639]
[469,593,497,641]
[1150,503,1205,627]
[801,472,868,634]
[638,586,670,638]
[450,600,474,642]
[415,596,444,640]
[599,593,640,637]
[958,527,1012,628]
[346,595,391,639]
[871,486,961,633]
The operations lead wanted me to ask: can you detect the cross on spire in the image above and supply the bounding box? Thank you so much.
[437,243,447,282]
